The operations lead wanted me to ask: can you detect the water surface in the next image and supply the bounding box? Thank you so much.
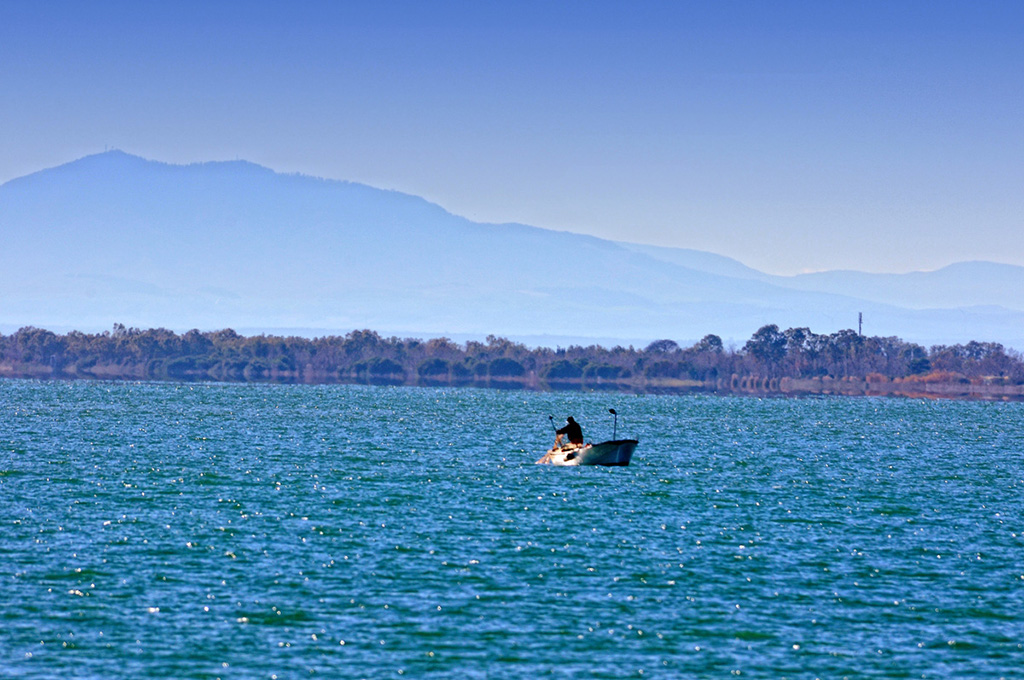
[3,380,1024,678]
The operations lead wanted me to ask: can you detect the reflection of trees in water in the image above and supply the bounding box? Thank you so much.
[2,324,1022,391]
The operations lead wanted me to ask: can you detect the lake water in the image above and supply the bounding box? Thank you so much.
[2,379,1024,678]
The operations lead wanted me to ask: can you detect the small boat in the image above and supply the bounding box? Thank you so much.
[536,438,638,466]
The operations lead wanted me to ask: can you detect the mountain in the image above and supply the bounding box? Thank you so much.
[2,151,1023,349]
[614,242,768,281]
[768,262,1024,313]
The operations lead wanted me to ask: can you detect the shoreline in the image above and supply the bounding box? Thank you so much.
[3,324,1023,402]
[3,368,1022,402]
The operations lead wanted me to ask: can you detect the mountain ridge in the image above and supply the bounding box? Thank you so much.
[3,151,1023,349]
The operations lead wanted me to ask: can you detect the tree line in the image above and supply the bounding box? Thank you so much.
[1,323,1022,395]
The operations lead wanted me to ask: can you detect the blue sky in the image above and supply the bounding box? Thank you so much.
[2,0,1022,274]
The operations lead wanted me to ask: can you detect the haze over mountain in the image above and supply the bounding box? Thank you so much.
[2,152,1023,350]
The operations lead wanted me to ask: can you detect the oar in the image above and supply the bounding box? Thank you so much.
[609,408,618,440]
[544,411,561,458]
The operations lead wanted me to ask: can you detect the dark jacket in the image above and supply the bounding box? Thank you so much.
[556,418,583,445]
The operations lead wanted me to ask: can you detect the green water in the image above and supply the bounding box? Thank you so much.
[2,379,1024,678]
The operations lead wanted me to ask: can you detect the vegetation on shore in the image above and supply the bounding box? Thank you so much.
[2,324,1023,399]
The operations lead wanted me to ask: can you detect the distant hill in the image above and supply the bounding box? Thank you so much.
[2,151,1023,349]
[769,262,1024,313]
[614,242,769,281]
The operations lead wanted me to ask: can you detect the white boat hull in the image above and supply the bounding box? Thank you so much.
[536,439,638,466]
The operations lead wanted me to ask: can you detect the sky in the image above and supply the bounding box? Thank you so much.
[2,0,1023,275]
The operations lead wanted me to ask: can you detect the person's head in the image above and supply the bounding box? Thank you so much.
[567,416,576,423]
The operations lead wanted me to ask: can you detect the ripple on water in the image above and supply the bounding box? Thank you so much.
[2,381,1024,677]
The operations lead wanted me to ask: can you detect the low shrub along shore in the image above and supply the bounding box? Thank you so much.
[2,324,1023,400]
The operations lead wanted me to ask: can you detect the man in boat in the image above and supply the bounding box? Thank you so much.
[555,416,584,447]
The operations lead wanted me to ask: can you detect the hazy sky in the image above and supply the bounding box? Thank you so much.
[2,0,1022,275]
